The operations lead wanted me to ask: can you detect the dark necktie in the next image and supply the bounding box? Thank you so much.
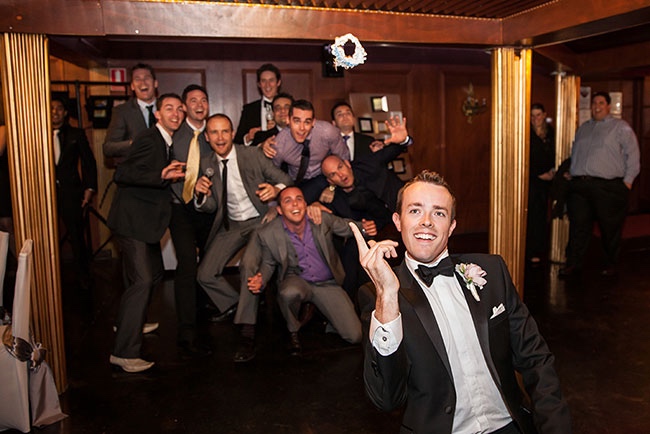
[146,104,156,128]
[221,159,230,231]
[415,258,454,287]
[295,139,311,184]
[263,100,272,109]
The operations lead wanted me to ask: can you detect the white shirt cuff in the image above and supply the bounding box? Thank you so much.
[370,310,403,356]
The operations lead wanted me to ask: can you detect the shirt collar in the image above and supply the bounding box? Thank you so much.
[137,98,156,110]
[155,123,173,146]
[186,118,206,132]
[216,144,236,162]
[405,250,450,277]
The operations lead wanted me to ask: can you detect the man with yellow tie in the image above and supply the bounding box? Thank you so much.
[169,84,215,357]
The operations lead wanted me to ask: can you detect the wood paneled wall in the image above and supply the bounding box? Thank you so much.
[95,58,494,234]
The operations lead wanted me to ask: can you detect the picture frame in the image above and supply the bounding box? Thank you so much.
[358,117,373,133]
[374,120,387,134]
[371,96,388,112]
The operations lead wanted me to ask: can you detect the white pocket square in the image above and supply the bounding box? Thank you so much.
[490,303,506,319]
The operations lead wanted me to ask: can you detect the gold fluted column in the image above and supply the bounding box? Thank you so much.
[549,73,579,264]
[490,47,531,296]
[1,33,67,392]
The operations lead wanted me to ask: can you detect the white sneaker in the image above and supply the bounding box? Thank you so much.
[112,322,160,334]
[142,322,159,334]
[109,355,154,373]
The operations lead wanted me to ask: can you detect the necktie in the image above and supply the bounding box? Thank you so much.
[146,104,156,128]
[343,134,352,159]
[182,129,201,203]
[415,258,454,287]
[53,129,61,165]
[295,139,311,184]
[221,159,230,231]
[263,100,272,109]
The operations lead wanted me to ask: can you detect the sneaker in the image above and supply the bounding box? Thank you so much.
[109,355,154,373]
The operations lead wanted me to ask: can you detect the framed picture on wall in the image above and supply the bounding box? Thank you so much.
[371,96,388,112]
[374,120,387,134]
[358,117,373,133]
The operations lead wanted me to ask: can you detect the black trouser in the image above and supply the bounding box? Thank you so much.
[526,179,551,259]
[168,202,215,344]
[566,176,629,268]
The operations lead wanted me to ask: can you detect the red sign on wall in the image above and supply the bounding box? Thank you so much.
[110,67,127,92]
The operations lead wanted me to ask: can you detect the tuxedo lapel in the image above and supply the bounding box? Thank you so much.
[451,256,500,384]
[397,263,453,379]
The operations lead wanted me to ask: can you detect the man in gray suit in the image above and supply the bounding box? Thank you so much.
[103,63,158,160]
[193,114,292,328]
[242,186,362,359]
[107,93,186,373]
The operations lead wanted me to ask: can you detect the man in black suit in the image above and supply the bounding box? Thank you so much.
[193,114,291,333]
[329,101,411,211]
[234,63,282,145]
[168,84,215,356]
[107,93,186,373]
[354,171,571,434]
[51,96,98,290]
[103,63,158,160]
[251,92,293,147]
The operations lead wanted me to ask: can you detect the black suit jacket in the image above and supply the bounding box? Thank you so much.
[103,98,149,159]
[234,99,264,145]
[55,123,97,194]
[352,132,375,161]
[361,254,571,434]
[251,126,280,147]
[107,127,172,244]
[353,142,407,212]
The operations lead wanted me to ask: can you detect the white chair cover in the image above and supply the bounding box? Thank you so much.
[0,230,9,308]
[0,239,33,432]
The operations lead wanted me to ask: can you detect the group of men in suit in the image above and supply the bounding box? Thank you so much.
[98,62,572,434]
[101,62,394,370]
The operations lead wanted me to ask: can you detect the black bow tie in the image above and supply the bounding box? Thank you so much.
[415,258,454,287]
[263,100,272,108]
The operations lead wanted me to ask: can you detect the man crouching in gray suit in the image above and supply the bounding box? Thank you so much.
[241,186,362,360]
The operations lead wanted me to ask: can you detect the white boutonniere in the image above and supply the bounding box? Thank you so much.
[455,263,487,302]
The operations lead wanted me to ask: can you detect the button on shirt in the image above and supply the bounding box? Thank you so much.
[570,115,640,185]
[282,220,333,283]
[370,251,512,434]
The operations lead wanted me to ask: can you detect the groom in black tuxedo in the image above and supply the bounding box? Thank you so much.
[354,171,571,434]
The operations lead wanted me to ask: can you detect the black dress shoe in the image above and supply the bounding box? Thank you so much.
[179,341,213,358]
[233,337,256,363]
[289,332,301,356]
[209,304,238,323]
[600,266,618,277]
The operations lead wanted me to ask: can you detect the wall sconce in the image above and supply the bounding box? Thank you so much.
[461,82,487,123]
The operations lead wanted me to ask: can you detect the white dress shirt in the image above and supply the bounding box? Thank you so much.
[137,98,157,128]
[216,146,259,222]
[370,251,512,434]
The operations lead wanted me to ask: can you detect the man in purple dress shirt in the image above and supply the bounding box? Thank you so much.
[244,186,362,356]
[261,100,350,203]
